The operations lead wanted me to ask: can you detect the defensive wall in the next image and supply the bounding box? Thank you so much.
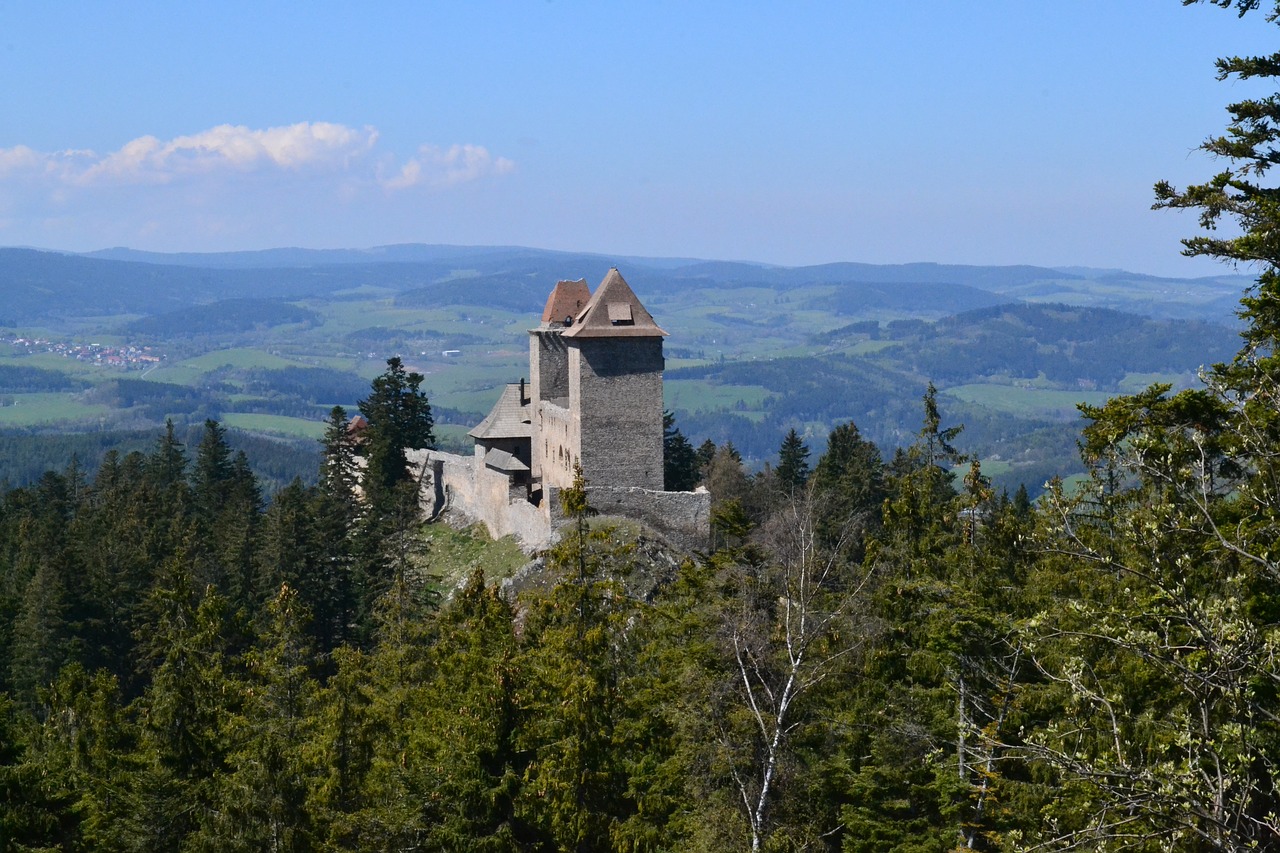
[546,483,710,554]
[411,449,553,551]
[409,447,710,554]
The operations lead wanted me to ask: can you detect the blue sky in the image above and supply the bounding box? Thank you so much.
[0,1,1272,276]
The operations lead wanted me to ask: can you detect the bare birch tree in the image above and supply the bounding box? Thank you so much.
[714,488,876,852]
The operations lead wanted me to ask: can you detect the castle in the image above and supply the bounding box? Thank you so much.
[411,269,710,552]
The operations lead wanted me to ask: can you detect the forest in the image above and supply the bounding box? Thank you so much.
[3,333,1279,850]
[5,1,1280,850]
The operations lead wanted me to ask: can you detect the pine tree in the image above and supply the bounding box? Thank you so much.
[357,357,434,506]
[662,410,701,491]
[774,428,811,493]
[516,468,637,851]
[194,584,318,852]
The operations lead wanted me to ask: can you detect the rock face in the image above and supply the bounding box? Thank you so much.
[418,269,710,554]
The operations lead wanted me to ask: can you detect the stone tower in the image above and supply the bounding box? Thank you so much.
[529,269,667,494]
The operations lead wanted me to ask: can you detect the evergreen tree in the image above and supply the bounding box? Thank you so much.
[146,419,188,496]
[312,406,361,652]
[662,410,701,491]
[128,557,235,848]
[357,357,434,506]
[192,418,234,520]
[340,565,437,847]
[517,468,637,851]
[1015,5,1280,847]
[810,420,886,559]
[72,450,157,693]
[8,471,80,713]
[694,438,717,478]
[0,691,80,849]
[305,645,376,849]
[774,427,811,493]
[34,665,138,850]
[418,570,527,849]
[194,585,318,851]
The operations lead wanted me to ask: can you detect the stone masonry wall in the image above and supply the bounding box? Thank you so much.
[547,484,711,554]
[409,448,552,551]
[570,336,664,491]
[529,330,568,482]
[537,401,575,490]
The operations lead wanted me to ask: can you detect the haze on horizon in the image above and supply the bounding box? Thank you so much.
[0,2,1271,279]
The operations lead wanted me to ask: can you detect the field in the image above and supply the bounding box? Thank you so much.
[220,413,328,439]
[942,383,1116,418]
[0,393,113,427]
[664,380,772,414]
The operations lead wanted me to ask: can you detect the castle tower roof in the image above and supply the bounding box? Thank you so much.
[468,382,532,440]
[540,278,592,327]
[562,268,668,338]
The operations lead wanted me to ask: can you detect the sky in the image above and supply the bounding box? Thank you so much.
[0,1,1274,277]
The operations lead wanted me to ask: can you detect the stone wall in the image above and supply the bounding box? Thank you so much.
[411,448,709,555]
[409,449,552,551]
[570,336,665,491]
[537,401,575,490]
[529,330,569,404]
[547,483,711,554]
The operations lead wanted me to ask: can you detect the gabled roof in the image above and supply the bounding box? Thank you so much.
[540,279,592,326]
[468,383,532,440]
[562,268,668,338]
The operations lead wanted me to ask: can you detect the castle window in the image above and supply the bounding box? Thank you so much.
[607,302,634,325]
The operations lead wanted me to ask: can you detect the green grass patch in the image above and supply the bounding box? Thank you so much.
[846,340,899,355]
[145,348,302,385]
[221,413,327,440]
[421,523,529,596]
[0,393,113,426]
[665,380,771,413]
[434,424,475,454]
[179,348,303,371]
[1117,371,1200,393]
[944,383,1115,418]
[952,458,1013,479]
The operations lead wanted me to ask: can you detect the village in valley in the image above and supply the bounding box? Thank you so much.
[5,335,164,370]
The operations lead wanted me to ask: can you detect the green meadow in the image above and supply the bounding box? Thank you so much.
[943,383,1116,418]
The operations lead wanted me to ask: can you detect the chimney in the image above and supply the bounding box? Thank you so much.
[520,377,526,405]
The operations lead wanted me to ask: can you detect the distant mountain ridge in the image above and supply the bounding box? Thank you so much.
[0,243,1254,324]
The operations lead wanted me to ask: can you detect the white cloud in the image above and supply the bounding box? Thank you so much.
[0,145,48,176]
[380,143,515,191]
[74,122,379,185]
[0,123,512,191]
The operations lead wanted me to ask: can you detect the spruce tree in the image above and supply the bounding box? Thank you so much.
[516,468,636,851]
[774,427,811,493]
[357,357,434,506]
[418,570,526,849]
[662,410,701,491]
[810,421,886,559]
[195,585,318,852]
